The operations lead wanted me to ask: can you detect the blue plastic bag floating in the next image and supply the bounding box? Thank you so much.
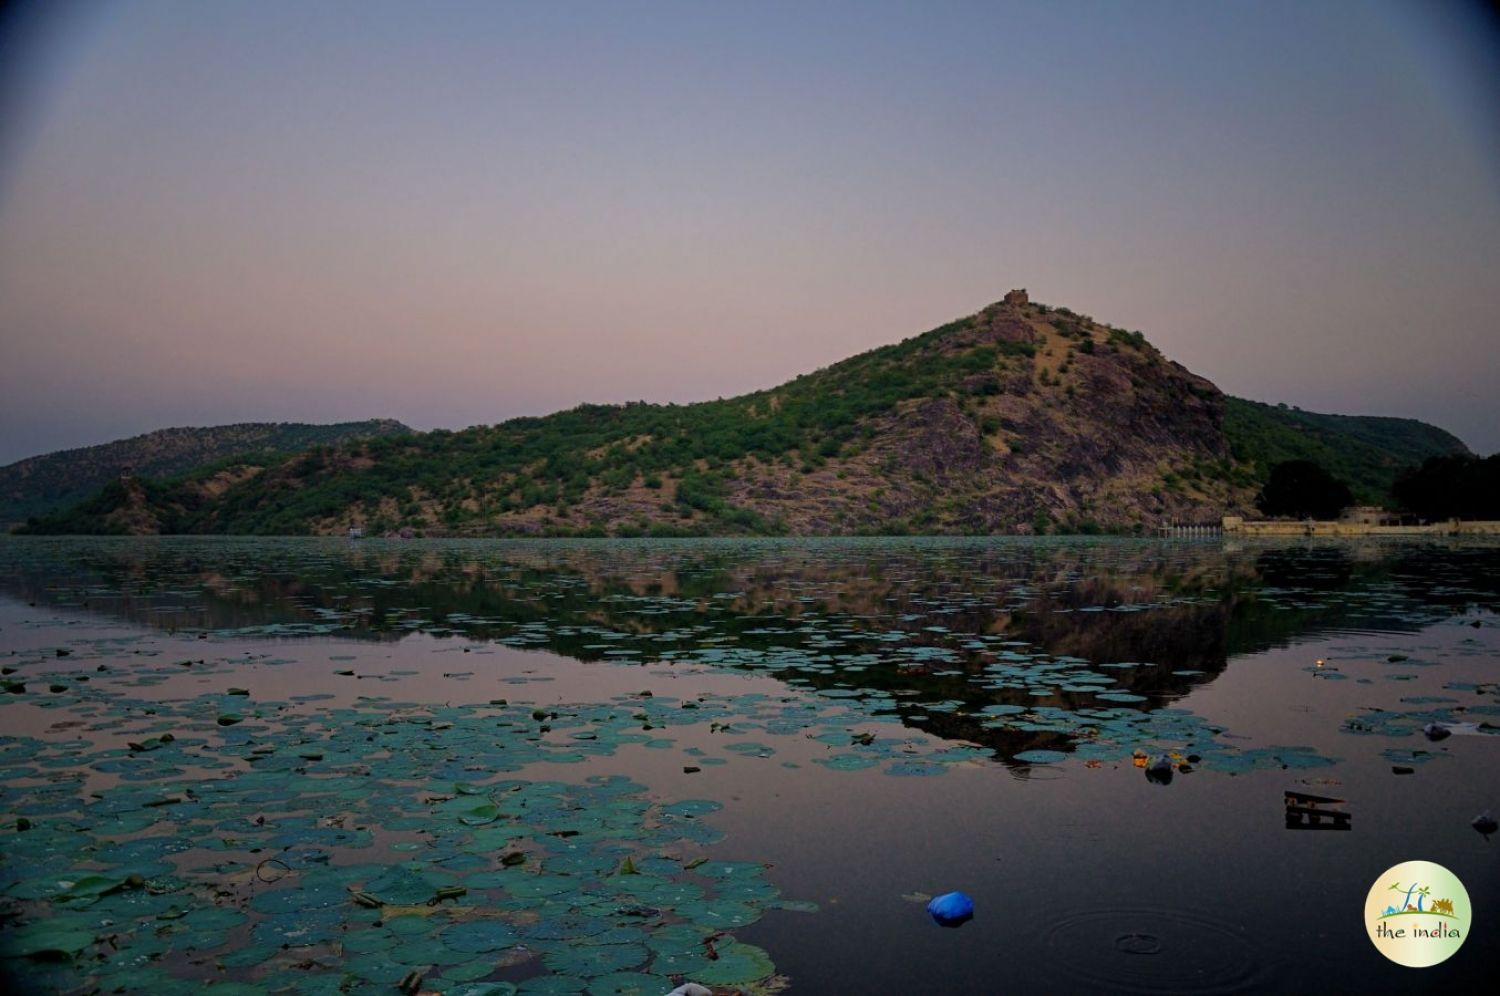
[927,891,974,927]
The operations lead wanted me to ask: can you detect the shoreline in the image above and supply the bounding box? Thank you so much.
[1221,516,1500,538]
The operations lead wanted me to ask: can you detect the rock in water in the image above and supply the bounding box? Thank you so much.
[1145,756,1175,785]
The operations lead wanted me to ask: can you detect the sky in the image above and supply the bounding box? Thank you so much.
[1,0,1497,464]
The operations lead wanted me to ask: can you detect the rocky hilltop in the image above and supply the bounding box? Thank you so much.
[0,420,411,526]
[14,294,1468,536]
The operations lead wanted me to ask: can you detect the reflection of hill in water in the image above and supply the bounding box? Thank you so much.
[1,538,1495,760]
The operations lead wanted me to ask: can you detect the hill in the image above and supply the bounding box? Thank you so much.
[14,293,1468,537]
[0,420,411,526]
[1222,399,1470,505]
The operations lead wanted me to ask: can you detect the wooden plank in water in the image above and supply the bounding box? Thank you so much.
[1285,802,1351,830]
[1284,790,1346,805]
[1285,804,1351,820]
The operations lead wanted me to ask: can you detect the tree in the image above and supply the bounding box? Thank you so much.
[1393,454,1500,521]
[1256,460,1353,520]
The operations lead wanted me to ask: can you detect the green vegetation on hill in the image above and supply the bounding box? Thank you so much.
[25,295,1211,537]
[29,331,1019,535]
[12,295,1473,537]
[1222,398,1469,505]
[0,420,411,525]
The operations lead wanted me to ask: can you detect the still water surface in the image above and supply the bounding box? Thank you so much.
[1,537,1496,993]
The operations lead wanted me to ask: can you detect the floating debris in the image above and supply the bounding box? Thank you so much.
[1283,790,1350,831]
[927,891,975,927]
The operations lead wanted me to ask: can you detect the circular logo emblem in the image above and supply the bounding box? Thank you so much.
[1364,861,1471,967]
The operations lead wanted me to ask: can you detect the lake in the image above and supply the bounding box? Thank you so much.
[1,536,1496,994]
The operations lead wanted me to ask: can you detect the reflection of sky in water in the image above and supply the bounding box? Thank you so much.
[0,537,1497,992]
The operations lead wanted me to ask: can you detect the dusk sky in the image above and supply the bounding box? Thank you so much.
[1,0,1497,465]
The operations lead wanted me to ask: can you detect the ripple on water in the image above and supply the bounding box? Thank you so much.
[1037,907,1269,993]
[1008,762,1069,781]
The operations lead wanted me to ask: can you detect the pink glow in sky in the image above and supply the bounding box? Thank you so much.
[1,0,1497,463]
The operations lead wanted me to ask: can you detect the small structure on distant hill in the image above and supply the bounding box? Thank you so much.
[1004,288,1029,307]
